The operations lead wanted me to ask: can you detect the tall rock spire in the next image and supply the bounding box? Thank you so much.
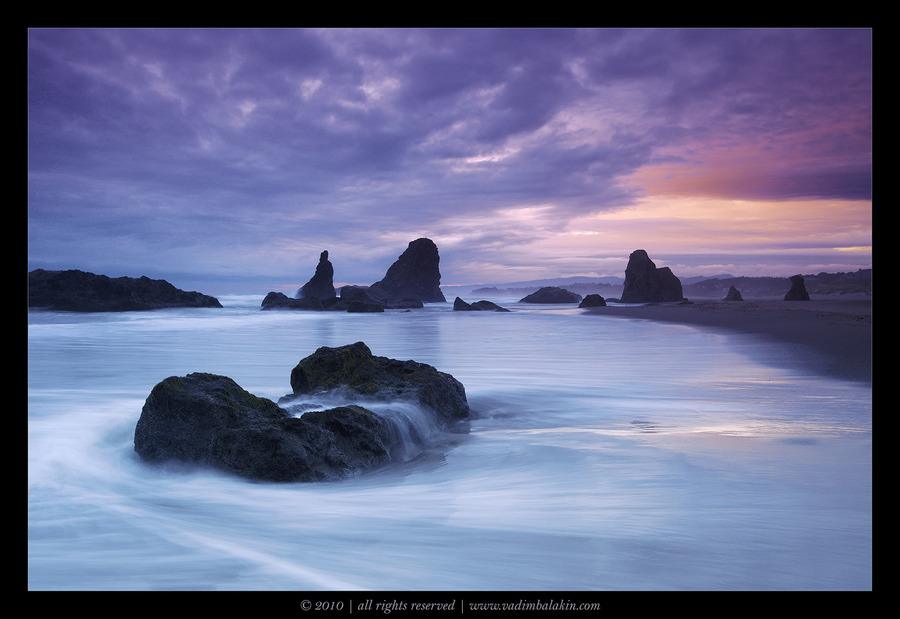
[297,250,336,299]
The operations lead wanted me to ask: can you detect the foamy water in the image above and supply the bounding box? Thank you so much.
[27,295,871,590]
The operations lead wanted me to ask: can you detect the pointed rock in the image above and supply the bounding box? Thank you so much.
[723,285,744,301]
[297,250,336,299]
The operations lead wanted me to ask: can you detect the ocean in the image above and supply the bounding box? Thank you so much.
[27,294,872,591]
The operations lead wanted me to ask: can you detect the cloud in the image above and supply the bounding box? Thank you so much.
[27,28,872,287]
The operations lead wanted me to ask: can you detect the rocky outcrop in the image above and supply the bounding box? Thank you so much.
[134,343,470,482]
[261,288,387,313]
[519,286,582,304]
[619,250,684,303]
[578,294,607,308]
[784,274,810,301]
[453,297,510,312]
[261,291,327,310]
[367,238,446,305]
[297,250,336,300]
[723,285,744,301]
[288,342,469,425]
[28,269,222,312]
[134,373,392,482]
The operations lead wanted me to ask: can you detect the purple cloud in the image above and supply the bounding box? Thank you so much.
[27,28,871,289]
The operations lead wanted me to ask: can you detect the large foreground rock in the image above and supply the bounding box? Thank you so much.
[134,373,392,482]
[519,286,582,304]
[134,343,469,482]
[367,238,446,304]
[619,250,684,303]
[289,342,469,424]
[28,269,222,312]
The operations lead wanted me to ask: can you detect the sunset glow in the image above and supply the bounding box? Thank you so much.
[28,28,872,291]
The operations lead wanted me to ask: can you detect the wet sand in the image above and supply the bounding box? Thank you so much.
[585,297,872,383]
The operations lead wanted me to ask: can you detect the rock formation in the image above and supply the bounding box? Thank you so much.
[366,238,446,305]
[784,274,810,301]
[261,287,387,312]
[28,269,222,312]
[453,297,510,312]
[288,342,469,424]
[619,250,684,303]
[519,286,583,303]
[578,294,607,308]
[134,373,392,482]
[134,343,469,482]
[723,285,744,301]
[297,250,336,299]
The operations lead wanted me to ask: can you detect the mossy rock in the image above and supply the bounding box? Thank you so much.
[134,372,392,482]
[289,342,469,422]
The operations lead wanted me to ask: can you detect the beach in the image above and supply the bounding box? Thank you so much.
[587,296,872,384]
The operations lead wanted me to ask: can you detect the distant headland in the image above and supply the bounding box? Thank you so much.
[28,269,222,312]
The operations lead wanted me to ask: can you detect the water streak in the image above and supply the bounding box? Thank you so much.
[28,296,871,590]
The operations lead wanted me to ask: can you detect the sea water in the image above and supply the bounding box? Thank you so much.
[27,295,872,591]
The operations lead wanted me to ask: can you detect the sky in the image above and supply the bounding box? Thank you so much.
[27,28,872,294]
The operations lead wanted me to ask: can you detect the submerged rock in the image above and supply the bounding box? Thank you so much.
[367,238,446,305]
[133,343,469,482]
[453,297,510,312]
[28,269,222,312]
[297,250,336,300]
[519,286,582,304]
[784,274,811,301]
[620,250,684,303]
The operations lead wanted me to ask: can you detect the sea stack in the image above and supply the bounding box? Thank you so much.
[367,238,446,304]
[784,274,810,301]
[723,285,744,301]
[620,250,684,303]
[297,250,336,299]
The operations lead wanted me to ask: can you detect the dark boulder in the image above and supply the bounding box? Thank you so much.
[297,250,336,300]
[133,372,393,482]
[134,344,471,482]
[453,297,510,312]
[261,287,386,312]
[367,238,446,305]
[288,342,469,424]
[578,294,607,308]
[519,286,582,304]
[619,250,684,303]
[28,269,222,312]
[338,286,388,311]
[723,285,744,301]
[261,291,324,310]
[784,274,811,301]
